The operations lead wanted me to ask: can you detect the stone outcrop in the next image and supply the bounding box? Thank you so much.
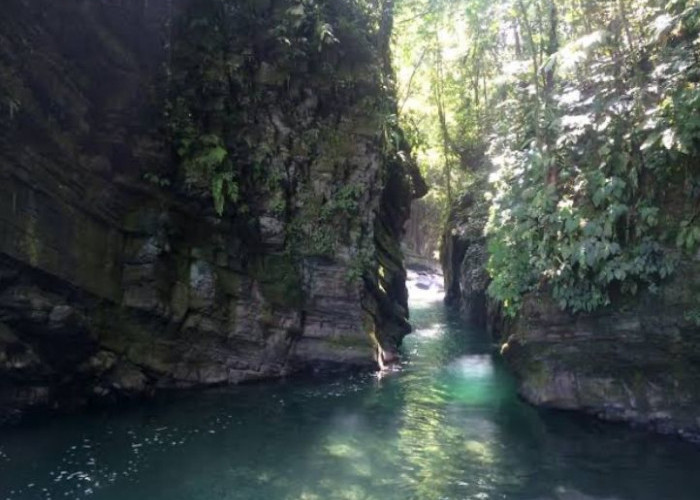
[440,188,491,327]
[500,256,700,441]
[442,189,700,441]
[0,0,423,421]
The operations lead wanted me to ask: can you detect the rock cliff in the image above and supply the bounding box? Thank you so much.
[440,189,490,327]
[443,193,700,441]
[501,258,700,441]
[0,0,424,421]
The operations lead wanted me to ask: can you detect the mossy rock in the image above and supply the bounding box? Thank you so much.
[250,254,303,309]
[216,268,242,297]
[327,334,372,349]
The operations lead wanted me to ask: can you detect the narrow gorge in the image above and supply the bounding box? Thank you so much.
[2,0,700,499]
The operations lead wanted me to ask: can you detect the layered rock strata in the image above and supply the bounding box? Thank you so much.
[0,0,424,420]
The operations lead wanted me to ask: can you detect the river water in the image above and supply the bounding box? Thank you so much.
[1,271,700,499]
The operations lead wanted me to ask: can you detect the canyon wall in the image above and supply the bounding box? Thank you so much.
[443,195,700,441]
[0,0,424,421]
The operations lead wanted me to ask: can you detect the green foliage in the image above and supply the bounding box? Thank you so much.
[395,0,700,314]
[484,0,700,315]
[166,0,368,216]
[346,245,375,284]
[285,182,365,257]
[677,219,700,251]
[686,308,700,327]
[251,254,304,308]
[165,3,252,216]
[174,127,238,215]
[143,172,171,188]
[393,0,509,257]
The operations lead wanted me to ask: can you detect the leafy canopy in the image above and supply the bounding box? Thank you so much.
[394,0,700,314]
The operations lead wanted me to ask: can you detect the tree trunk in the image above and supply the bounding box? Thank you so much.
[433,31,452,206]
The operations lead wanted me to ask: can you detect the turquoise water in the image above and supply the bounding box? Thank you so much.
[2,279,700,499]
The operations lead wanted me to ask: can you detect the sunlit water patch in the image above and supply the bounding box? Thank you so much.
[448,355,494,378]
[405,269,443,309]
[1,272,700,499]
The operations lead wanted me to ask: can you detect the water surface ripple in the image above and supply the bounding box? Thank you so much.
[1,273,699,499]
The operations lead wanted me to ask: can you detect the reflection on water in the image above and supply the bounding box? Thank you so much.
[449,355,494,378]
[1,273,700,499]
